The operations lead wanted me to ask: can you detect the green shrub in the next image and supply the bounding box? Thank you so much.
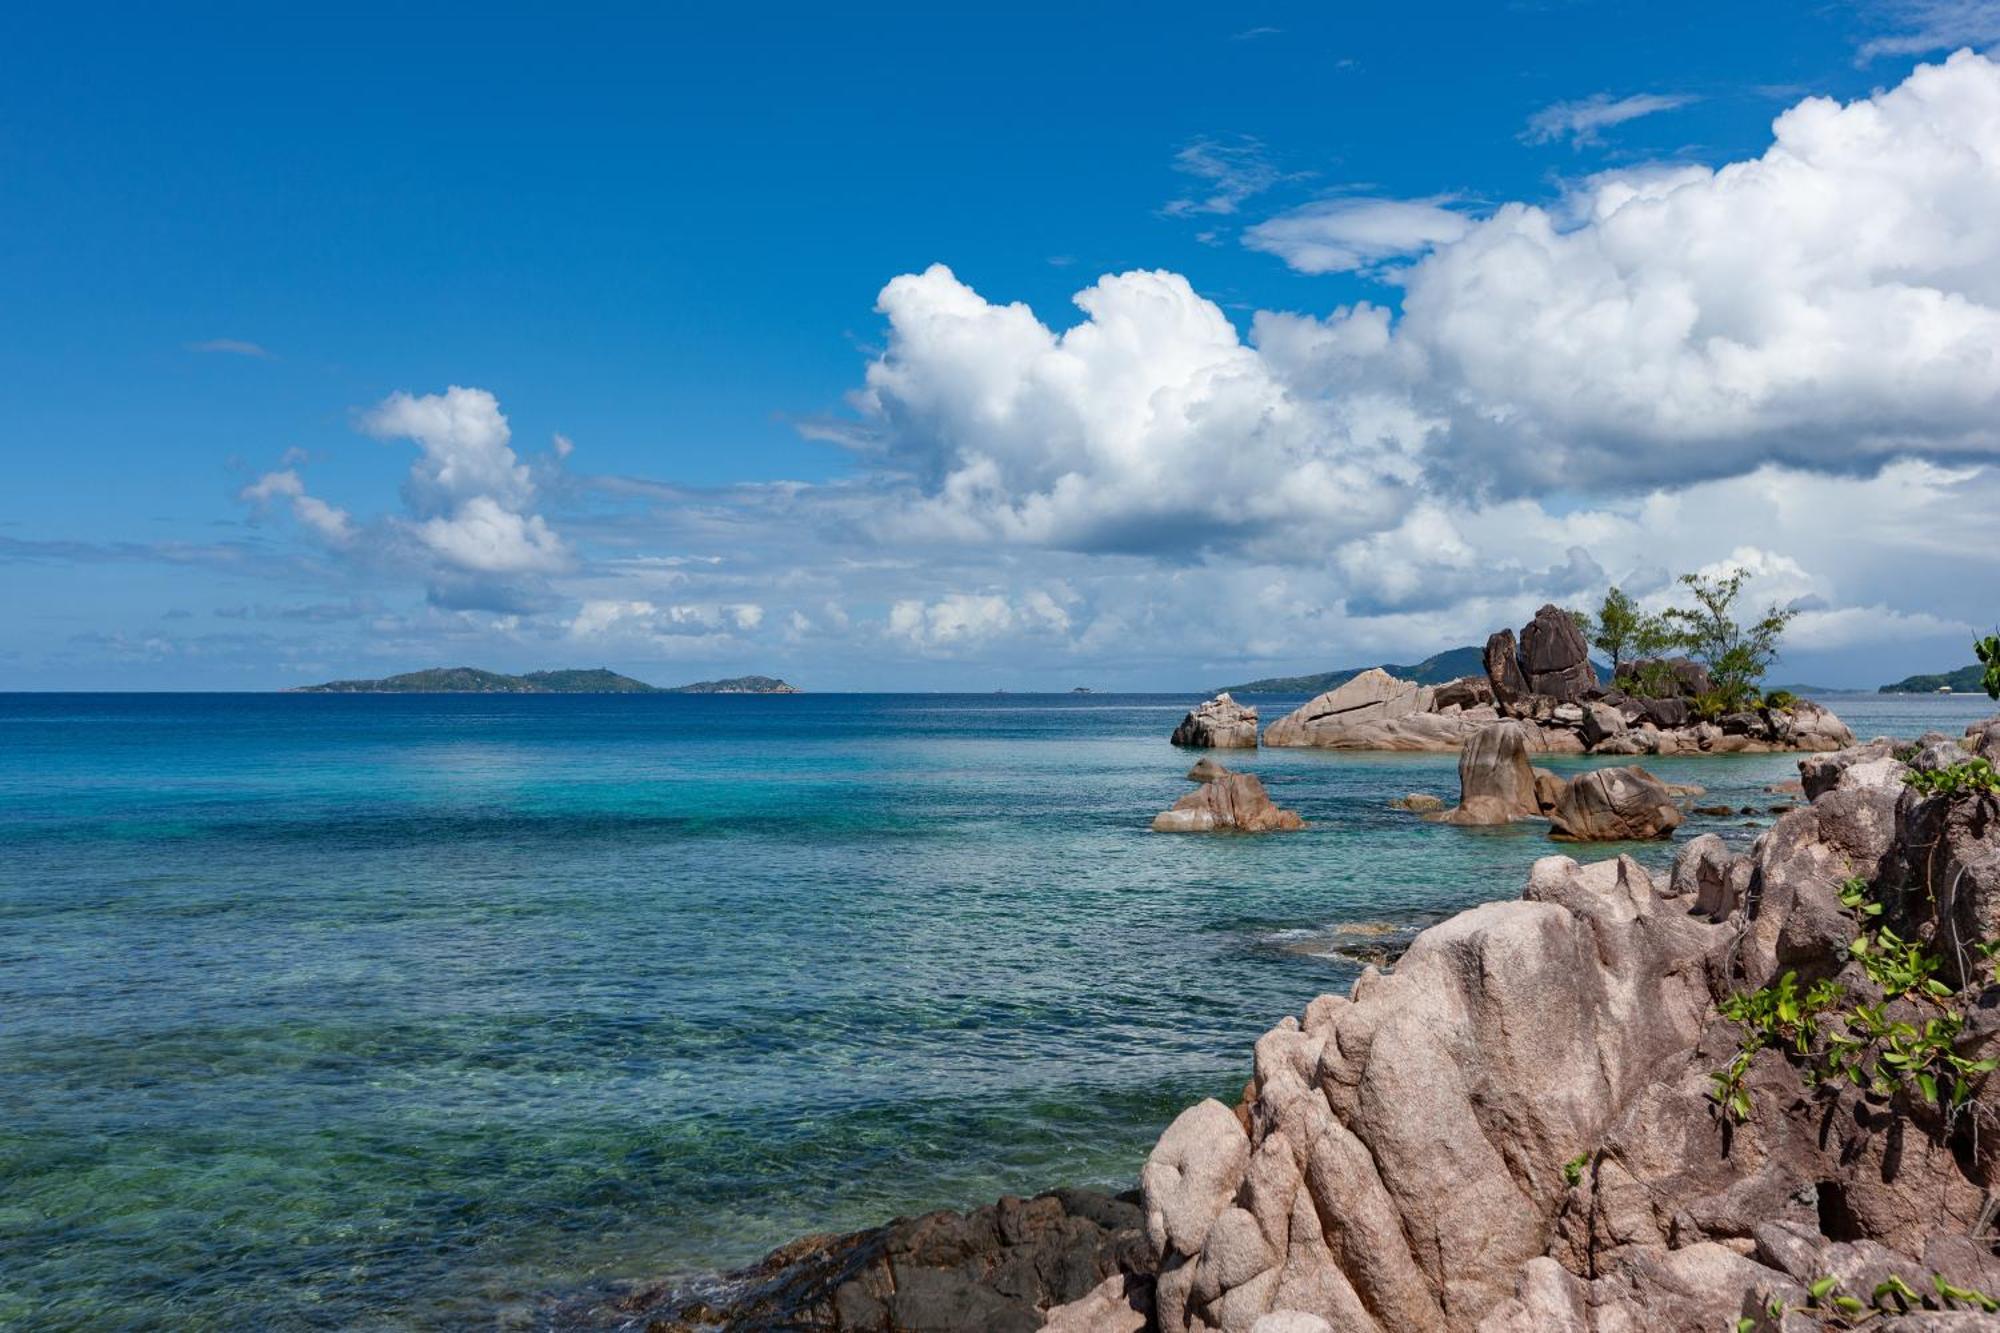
[1763,688,1798,711]
[1906,758,2000,801]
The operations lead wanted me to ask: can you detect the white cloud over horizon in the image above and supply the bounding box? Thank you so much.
[75,52,2000,688]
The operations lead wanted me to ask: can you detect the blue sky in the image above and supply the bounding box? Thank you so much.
[5,1,2000,689]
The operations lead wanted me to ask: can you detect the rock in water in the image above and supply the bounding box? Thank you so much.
[1186,757,1233,783]
[1263,669,1430,747]
[1516,604,1595,701]
[1547,765,1684,840]
[1482,629,1529,706]
[1390,793,1444,813]
[1171,693,1260,748]
[1152,772,1304,832]
[1435,720,1540,825]
[615,1189,1151,1331]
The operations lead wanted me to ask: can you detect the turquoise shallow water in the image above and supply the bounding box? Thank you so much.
[0,690,1990,1330]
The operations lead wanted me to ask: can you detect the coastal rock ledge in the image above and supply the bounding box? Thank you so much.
[1049,721,2000,1332]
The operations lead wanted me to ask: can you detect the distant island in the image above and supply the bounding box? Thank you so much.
[1879,663,1983,693]
[289,667,799,694]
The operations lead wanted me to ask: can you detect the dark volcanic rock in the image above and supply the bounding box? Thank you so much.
[615,1189,1152,1332]
[1516,605,1595,702]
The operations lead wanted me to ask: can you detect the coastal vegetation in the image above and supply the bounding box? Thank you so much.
[1580,569,1797,714]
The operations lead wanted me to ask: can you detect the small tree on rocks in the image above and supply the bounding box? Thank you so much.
[1661,570,1795,712]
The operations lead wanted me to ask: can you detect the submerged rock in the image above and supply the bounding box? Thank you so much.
[1171,694,1260,749]
[1152,772,1304,832]
[1390,793,1444,813]
[613,1189,1150,1332]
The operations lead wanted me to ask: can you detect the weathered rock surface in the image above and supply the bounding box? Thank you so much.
[1260,670,1431,748]
[1517,604,1596,701]
[1434,720,1541,826]
[612,1188,1149,1332]
[1390,793,1444,814]
[1152,772,1304,833]
[1172,694,1260,749]
[1187,757,1232,783]
[1045,729,2000,1333]
[1546,765,1685,841]
[1483,630,1529,707]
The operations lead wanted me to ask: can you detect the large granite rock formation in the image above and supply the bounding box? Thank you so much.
[1546,765,1685,841]
[1152,769,1304,833]
[1434,721,1540,826]
[1517,604,1596,702]
[1483,630,1529,708]
[1171,694,1260,749]
[1260,670,1434,748]
[611,1188,1150,1331]
[1047,722,2000,1332]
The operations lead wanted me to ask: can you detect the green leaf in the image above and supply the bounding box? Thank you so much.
[1809,1275,1838,1301]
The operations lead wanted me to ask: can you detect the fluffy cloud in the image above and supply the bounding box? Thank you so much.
[1374,51,2000,493]
[1521,92,1699,147]
[887,590,1072,650]
[183,56,2000,686]
[849,263,1420,558]
[568,598,764,639]
[363,386,569,575]
[1243,198,1471,274]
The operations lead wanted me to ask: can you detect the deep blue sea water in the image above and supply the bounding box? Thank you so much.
[1,690,1991,1330]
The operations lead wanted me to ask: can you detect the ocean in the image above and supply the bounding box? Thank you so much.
[1,690,1990,1329]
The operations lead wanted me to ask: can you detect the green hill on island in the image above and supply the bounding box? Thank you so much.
[1217,646,1489,695]
[1879,664,1985,693]
[290,667,798,694]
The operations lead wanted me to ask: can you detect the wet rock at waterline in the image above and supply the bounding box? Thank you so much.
[1433,721,1541,826]
[617,1188,1152,1332]
[1546,765,1684,841]
[1152,771,1304,833]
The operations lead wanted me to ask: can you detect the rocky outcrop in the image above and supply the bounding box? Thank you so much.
[1047,724,2000,1333]
[1260,670,1432,748]
[1434,721,1540,826]
[1152,769,1304,833]
[1260,609,1851,756]
[1546,765,1685,841]
[1484,630,1529,707]
[1172,695,1261,749]
[1517,604,1596,702]
[613,1189,1150,1331]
